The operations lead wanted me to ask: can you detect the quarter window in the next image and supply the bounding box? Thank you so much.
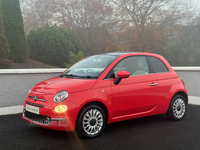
[148,56,169,73]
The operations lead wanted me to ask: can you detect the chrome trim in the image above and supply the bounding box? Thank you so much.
[103,78,112,81]
[129,72,155,77]
[82,109,104,136]
[173,98,186,119]
[29,96,46,102]
[26,101,45,108]
[103,73,155,80]
[150,83,158,86]
[51,118,66,121]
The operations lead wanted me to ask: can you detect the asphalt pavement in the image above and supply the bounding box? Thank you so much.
[0,104,200,150]
[1,70,200,150]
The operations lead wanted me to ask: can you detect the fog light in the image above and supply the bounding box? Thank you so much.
[54,105,67,113]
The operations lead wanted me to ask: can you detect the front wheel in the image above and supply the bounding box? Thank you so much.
[166,95,187,121]
[76,105,106,138]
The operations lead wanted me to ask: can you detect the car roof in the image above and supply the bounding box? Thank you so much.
[104,52,159,57]
[91,52,165,61]
[105,52,133,56]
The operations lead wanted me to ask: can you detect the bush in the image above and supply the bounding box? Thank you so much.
[0,13,12,68]
[27,24,84,67]
[65,51,84,68]
[0,58,12,69]
[1,0,28,63]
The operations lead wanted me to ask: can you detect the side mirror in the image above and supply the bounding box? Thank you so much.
[114,71,130,85]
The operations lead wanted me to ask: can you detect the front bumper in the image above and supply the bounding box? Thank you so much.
[22,109,72,131]
[22,91,79,131]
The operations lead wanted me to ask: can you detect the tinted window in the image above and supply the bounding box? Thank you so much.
[148,56,169,73]
[113,56,150,77]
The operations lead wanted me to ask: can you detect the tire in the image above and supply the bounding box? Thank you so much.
[166,95,187,121]
[76,105,106,138]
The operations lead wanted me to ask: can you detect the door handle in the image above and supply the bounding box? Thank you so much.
[150,83,158,86]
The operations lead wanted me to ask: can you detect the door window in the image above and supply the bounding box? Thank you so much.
[113,56,150,77]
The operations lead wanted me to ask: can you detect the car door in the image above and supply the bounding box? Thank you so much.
[110,56,161,120]
[147,56,176,107]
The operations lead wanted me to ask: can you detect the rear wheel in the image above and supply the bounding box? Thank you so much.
[76,105,106,138]
[166,95,187,121]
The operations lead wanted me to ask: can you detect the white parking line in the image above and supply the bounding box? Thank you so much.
[0,68,66,74]
[0,96,199,116]
[0,105,23,116]
[188,96,200,105]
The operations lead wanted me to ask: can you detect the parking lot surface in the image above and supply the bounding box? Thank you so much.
[0,104,200,150]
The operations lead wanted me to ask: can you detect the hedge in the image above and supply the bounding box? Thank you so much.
[27,24,84,67]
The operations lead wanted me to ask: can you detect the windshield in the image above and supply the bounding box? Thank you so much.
[60,55,118,79]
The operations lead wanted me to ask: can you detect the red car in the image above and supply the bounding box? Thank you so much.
[22,52,188,138]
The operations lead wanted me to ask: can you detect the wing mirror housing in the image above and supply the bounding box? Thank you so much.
[114,71,130,85]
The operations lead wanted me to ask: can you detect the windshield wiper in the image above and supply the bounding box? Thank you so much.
[59,74,82,78]
[81,76,98,79]
[59,74,98,79]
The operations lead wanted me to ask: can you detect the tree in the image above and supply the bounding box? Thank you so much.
[1,0,28,62]
[164,21,200,66]
[76,26,112,55]
[20,0,114,56]
[27,24,84,67]
[110,0,194,52]
[54,0,113,55]
[20,0,196,57]
[20,0,56,33]
[0,14,12,68]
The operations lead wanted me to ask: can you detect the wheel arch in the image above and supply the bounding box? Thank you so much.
[166,91,188,121]
[172,91,188,104]
[75,101,109,127]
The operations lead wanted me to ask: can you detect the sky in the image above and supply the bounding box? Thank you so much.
[191,0,200,5]
[191,0,200,9]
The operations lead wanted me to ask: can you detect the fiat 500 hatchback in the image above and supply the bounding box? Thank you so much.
[23,52,188,138]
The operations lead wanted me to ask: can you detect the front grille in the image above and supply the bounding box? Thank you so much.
[23,110,51,125]
[29,96,46,102]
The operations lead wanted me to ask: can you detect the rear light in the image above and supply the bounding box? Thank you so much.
[180,78,185,85]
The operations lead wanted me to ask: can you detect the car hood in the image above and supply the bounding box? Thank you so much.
[32,77,97,94]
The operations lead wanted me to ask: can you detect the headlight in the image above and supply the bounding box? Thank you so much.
[54,91,69,103]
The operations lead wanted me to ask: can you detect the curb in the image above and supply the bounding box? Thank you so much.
[0,105,23,116]
[172,67,200,71]
[188,96,200,105]
[0,96,199,116]
[0,67,200,74]
[0,68,66,74]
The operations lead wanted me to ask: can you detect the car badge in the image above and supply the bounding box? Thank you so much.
[33,95,38,102]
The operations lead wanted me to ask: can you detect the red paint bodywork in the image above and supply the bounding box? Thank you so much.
[22,53,188,131]
[116,71,130,78]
